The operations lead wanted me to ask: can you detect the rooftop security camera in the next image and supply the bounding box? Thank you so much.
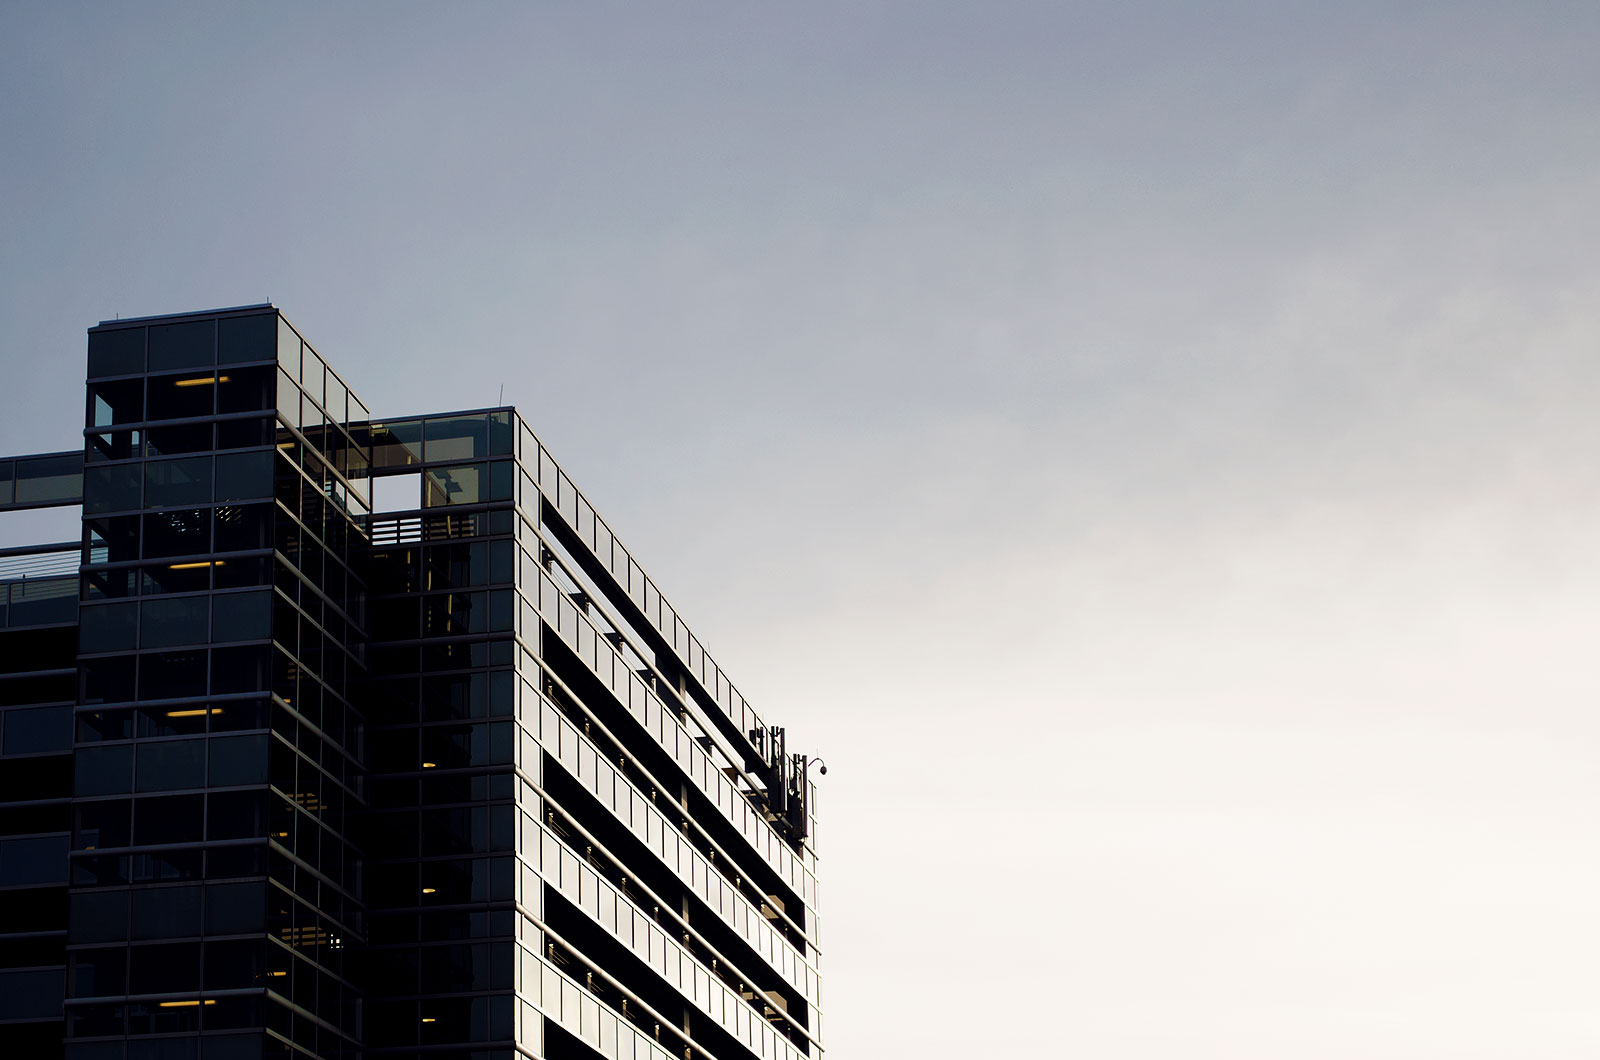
[818,763,828,775]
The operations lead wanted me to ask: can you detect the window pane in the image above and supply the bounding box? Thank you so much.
[424,415,488,461]
[2,705,71,754]
[211,590,270,643]
[370,420,423,469]
[215,450,272,503]
[217,364,275,414]
[148,320,214,371]
[208,734,267,787]
[424,464,483,507]
[89,327,146,377]
[145,457,212,508]
[218,313,275,365]
[141,596,209,648]
[83,464,141,515]
[14,453,83,504]
[146,422,213,458]
[75,745,134,796]
[147,373,215,420]
[90,379,143,428]
[136,743,206,793]
[80,601,138,653]
[142,509,210,559]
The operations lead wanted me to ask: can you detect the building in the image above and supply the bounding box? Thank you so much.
[0,305,823,1060]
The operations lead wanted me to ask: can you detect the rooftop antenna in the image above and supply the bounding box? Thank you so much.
[498,383,504,406]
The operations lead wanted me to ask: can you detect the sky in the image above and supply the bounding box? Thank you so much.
[4,3,1600,1056]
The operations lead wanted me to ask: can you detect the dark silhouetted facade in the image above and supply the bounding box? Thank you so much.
[0,305,822,1060]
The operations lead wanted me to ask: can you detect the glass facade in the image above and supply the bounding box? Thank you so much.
[0,306,821,1060]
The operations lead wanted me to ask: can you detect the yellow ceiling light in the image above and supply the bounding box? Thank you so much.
[421,887,436,894]
[421,761,436,769]
[166,708,223,718]
[158,1000,215,1008]
[173,375,229,387]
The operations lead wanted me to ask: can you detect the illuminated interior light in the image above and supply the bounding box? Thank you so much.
[421,761,436,769]
[421,887,436,894]
[422,1017,436,1023]
[172,375,228,387]
[165,708,223,718]
[168,560,216,570]
[267,970,287,977]
[158,1000,215,1008]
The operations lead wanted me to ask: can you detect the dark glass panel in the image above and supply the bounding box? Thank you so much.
[204,938,263,991]
[487,410,513,455]
[142,560,211,595]
[141,596,209,648]
[0,460,11,503]
[217,416,273,450]
[217,363,275,413]
[78,708,135,742]
[218,313,276,365]
[147,373,215,421]
[209,734,268,788]
[137,650,208,700]
[369,419,423,469]
[216,450,273,503]
[424,463,483,506]
[138,705,207,739]
[210,699,267,732]
[14,452,83,504]
[421,672,484,721]
[136,741,206,793]
[212,590,271,643]
[87,514,141,565]
[128,940,201,993]
[133,794,205,848]
[71,947,127,998]
[81,656,137,705]
[8,576,77,624]
[88,429,142,463]
[79,601,138,654]
[487,459,513,501]
[214,556,269,589]
[0,967,66,1019]
[69,890,130,943]
[207,789,264,841]
[143,509,210,559]
[210,645,268,696]
[146,456,213,508]
[424,415,488,461]
[148,320,215,371]
[145,422,212,458]
[204,880,265,935]
[89,326,146,377]
[2,704,72,753]
[84,463,142,514]
[0,834,68,886]
[90,378,144,427]
[214,504,270,553]
[130,848,202,882]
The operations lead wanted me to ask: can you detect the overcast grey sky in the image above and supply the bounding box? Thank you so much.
[5,3,1600,1056]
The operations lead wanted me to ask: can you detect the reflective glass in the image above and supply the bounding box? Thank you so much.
[218,312,276,364]
[425,415,488,461]
[141,596,209,648]
[424,464,484,506]
[80,601,138,653]
[146,422,213,457]
[89,326,146,377]
[148,320,214,371]
[145,457,212,507]
[136,742,206,792]
[216,450,273,502]
[147,372,215,420]
[14,452,83,504]
[90,378,144,427]
[370,420,423,468]
[84,463,142,515]
[142,509,209,558]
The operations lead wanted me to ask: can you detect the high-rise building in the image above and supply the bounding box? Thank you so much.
[0,305,823,1060]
